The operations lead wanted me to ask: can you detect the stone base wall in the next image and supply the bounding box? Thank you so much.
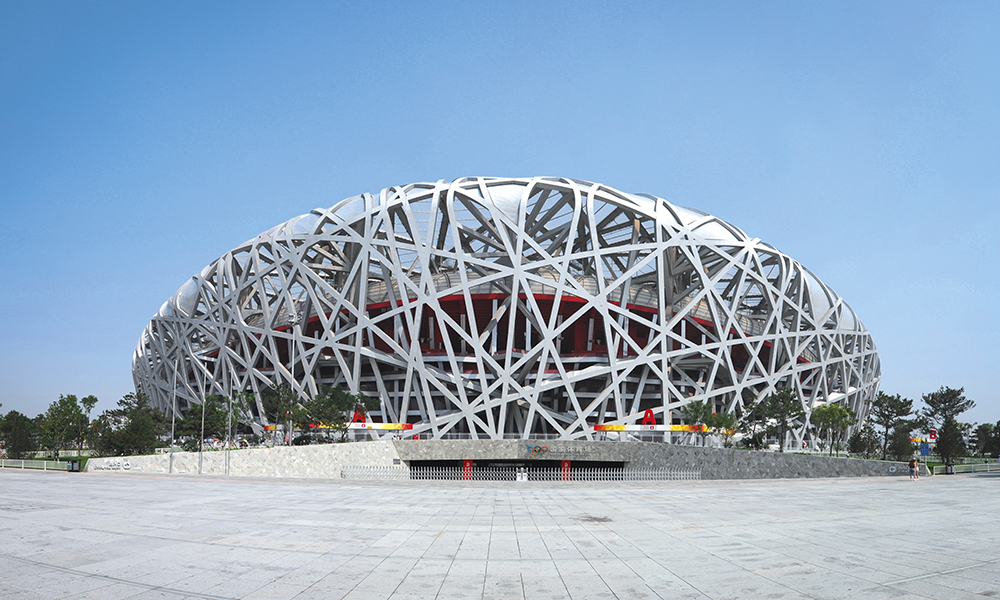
[86,442,401,477]
[629,444,929,479]
[390,439,636,463]
[85,440,927,479]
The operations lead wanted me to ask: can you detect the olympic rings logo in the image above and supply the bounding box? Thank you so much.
[527,445,549,456]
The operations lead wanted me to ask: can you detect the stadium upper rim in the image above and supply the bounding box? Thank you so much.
[134,176,878,442]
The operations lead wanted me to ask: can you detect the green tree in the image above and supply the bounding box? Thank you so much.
[970,423,994,458]
[1,410,39,459]
[225,392,255,447]
[869,392,914,460]
[178,395,229,441]
[987,420,1000,458]
[761,388,805,453]
[303,386,380,442]
[847,423,880,459]
[936,417,968,464]
[176,393,257,449]
[737,393,768,450]
[887,422,916,461]
[811,403,855,456]
[920,386,975,429]
[40,394,89,458]
[680,400,712,446]
[261,383,298,445]
[706,411,736,448]
[920,386,974,464]
[72,395,98,456]
[91,392,160,457]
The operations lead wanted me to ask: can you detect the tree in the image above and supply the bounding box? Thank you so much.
[761,388,805,453]
[302,386,380,442]
[706,411,736,448]
[970,423,994,458]
[680,401,712,446]
[737,394,768,450]
[40,395,90,458]
[920,386,975,428]
[225,392,255,447]
[91,392,160,457]
[811,403,855,456]
[987,420,1000,458]
[920,387,974,464]
[869,392,914,460]
[261,384,298,445]
[936,417,968,464]
[177,396,228,441]
[887,422,916,461]
[1,410,39,459]
[847,423,880,459]
[70,395,98,457]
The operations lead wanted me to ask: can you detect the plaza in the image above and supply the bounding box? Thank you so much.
[1,469,997,599]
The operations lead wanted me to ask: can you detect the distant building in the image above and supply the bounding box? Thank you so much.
[134,177,879,444]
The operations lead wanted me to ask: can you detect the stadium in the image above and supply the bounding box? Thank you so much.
[133,177,880,446]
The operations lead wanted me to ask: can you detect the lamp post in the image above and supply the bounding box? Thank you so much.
[169,354,178,474]
[199,389,206,474]
[287,311,301,446]
[225,393,231,476]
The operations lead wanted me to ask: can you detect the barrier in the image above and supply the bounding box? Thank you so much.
[341,465,700,481]
[0,459,69,471]
[932,463,1000,475]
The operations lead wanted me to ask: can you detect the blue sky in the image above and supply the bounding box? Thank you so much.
[2,1,998,424]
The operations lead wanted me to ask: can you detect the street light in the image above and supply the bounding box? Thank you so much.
[169,354,178,474]
[287,310,301,446]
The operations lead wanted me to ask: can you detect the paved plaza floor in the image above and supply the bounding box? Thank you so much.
[1,469,998,599]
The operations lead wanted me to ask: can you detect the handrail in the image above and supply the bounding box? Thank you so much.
[0,459,70,471]
[932,463,1000,475]
[341,465,700,481]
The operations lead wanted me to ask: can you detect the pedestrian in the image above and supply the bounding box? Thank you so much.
[909,457,919,481]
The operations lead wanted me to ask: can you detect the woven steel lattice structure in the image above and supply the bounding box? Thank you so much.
[134,177,880,443]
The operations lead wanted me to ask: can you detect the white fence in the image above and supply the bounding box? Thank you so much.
[0,459,69,471]
[341,465,700,481]
[932,462,1000,475]
[922,456,999,465]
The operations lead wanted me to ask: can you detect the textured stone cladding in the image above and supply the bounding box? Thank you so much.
[85,441,401,477]
[391,440,925,478]
[628,444,929,479]
[85,440,926,479]
[390,439,636,462]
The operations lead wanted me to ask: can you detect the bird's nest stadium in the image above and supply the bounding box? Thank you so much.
[133,177,879,445]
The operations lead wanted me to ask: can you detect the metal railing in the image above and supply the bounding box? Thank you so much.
[932,462,1000,475]
[431,433,570,441]
[0,459,69,471]
[341,465,700,481]
[922,456,999,465]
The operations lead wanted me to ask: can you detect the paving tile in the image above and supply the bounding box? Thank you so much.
[242,581,311,599]
[6,470,1000,600]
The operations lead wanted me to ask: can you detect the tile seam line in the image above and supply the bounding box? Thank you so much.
[0,552,237,600]
[629,524,822,600]
[579,499,676,599]
[882,556,1000,586]
[576,498,714,600]
[676,520,941,586]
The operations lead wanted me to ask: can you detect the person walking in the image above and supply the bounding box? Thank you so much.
[909,457,919,481]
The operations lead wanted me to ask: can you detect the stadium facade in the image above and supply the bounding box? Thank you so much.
[133,177,880,445]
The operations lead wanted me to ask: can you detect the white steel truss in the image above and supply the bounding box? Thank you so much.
[133,177,880,443]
